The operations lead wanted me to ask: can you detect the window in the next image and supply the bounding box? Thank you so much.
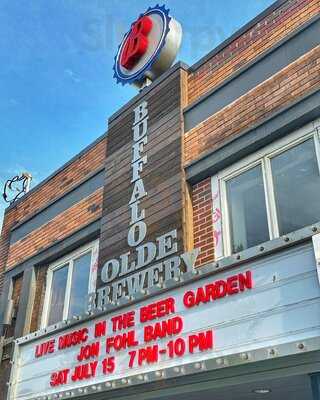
[225,164,270,253]
[42,241,99,327]
[213,121,320,257]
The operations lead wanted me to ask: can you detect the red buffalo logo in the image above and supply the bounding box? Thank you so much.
[120,15,153,70]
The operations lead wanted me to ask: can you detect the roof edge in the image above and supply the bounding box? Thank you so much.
[189,0,287,72]
[4,131,108,213]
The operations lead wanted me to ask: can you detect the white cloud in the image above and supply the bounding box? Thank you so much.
[8,98,19,106]
[64,68,81,83]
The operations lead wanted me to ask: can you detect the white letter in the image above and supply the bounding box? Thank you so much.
[86,292,96,312]
[180,249,200,273]
[133,101,148,125]
[132,136,147,163]
[164,256,181,281]
[126,270,147,296]
[156,229,178,260]
[119,251,135,276]
[131,156,147,183]
[128,221,147,247]
[147,263,163,288]
[133,118,148,142]
[129,179,147,204]
[111,280,125,303]
[101,259,120,283]
[96,286,111,308]
[136,242,157,269]
[129,201,145,225]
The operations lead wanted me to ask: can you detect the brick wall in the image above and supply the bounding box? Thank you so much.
[6,188,103,269]
[187,0,320,268]
[12,138,106,225]
[0,137,107,296]
[185,45,320,164]
[0,211,18,293]
[187,0,319,105]
[192,178,215,267]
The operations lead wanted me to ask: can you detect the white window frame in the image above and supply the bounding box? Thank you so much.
[41,240,99,328]
[212,119,320,258]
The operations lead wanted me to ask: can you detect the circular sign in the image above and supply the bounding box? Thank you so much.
[113,5,182,87]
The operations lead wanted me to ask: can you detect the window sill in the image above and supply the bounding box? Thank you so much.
[206,222,320,275]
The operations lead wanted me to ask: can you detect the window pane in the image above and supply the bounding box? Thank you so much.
[68,252,91,318]
[271,138,320,235]
[47,264,68,326]
[226,165,269,253]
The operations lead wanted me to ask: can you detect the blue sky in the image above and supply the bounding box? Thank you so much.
[0,0,274,225]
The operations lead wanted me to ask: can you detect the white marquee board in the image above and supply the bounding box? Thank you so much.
[9,243,320,400]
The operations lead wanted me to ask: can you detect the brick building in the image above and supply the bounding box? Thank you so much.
[0,1,320,399]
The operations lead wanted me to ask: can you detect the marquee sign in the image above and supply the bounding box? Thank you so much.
[113,5,182,87]
[8,244,320,400]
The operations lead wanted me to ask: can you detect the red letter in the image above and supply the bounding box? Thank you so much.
[215,280,227,298]
[238,271,253,291]
[120,16,153,69]
[128,350,136,368]
[183,291,195,308]
[95,321,106,337]
[227,275,239,295]
[102,357,115,374]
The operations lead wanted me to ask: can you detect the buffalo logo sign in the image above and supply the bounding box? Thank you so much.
[113,5,182,87]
